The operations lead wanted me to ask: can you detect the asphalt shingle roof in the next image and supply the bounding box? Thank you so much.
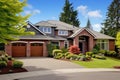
[19,35,67,41]
[69,28,115,39]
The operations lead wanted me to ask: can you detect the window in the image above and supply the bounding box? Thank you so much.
[39,27,51,33]
[51,42,59,49]
[64,41,69,48]
[97,40,109,50]
[58,30,68,36]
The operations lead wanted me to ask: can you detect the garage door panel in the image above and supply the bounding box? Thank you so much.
[31,43,43,57]
[12,43,26,57]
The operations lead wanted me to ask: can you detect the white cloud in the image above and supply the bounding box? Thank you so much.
[24,10,31,15]
[77,5,102,18]
[87,10,102,18]
[24,9,41,15]
[92,23,103,32]
[77,5,88,15]
[52,16,56,20]
[27,4,33,9]
[33,9,41,14]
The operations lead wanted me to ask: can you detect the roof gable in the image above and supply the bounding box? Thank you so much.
[69,28,115,39]
[27,21,46,35]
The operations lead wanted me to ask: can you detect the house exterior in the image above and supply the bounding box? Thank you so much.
[5,20,115,57]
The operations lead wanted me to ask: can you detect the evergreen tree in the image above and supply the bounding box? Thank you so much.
[0,0,34,43]
[85,18,93,30]
[59,0,80,27]
[101,0,120,37]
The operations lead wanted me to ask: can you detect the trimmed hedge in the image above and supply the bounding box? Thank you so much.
[12,60,23,68]
[0,61,7,68]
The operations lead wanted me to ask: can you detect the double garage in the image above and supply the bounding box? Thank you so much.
[12,42,43,57]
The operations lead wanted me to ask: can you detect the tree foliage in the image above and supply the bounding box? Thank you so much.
[0,0,33,43]
[101,0,120,37]
[116,32,120,48]
[59,0,80,27]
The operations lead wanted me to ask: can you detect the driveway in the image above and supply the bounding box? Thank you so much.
[17,57,83,71]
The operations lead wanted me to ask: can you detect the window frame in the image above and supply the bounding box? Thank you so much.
[58,30,68,36]
[39,27,51,33]
[64,41,69,48]
[97,39,109,50]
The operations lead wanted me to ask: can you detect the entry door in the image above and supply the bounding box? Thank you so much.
[30,43,43,57]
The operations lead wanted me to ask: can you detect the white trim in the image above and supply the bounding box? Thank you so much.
[64,40,69,48]
[42,27,51,34]
[58,30,68,36]
[11,41,28,43]
[29,41,44,44]
[70,28,96,38]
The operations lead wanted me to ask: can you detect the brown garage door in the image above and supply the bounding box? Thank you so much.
[30,43,43,57]
[12,43,26,57]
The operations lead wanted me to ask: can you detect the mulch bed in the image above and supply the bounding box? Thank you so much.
[113,66,120,69]
[0,67,28,75]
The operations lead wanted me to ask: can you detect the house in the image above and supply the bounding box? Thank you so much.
[5,20,115,57]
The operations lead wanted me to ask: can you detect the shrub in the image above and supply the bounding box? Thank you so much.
[92,44,100,54]
[0,61,7,68]
[54,53,63,59]
[70,54,78,60]
[69,45,80,54]
[12,60,23,68]
[80,55,87,61]
[109,51,117,56]
[95,55,106,60]
[99,50,107,55]
[52,49,63,57]
[86,52,93,57]
[47,43,57,57]
[65,54,74,59]
[61,47,68,53]
[1,57,8,62]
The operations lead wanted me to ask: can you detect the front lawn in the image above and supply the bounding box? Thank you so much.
[73,57,120,68]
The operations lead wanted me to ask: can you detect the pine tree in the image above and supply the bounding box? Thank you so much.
[101,0,120,37]
[0,0,34,43]
[85,18,93,30]
[59,0,80,27]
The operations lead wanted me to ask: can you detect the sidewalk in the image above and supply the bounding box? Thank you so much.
[0,68,120,80]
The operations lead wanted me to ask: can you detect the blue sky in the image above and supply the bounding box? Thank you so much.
[23,0,113,32]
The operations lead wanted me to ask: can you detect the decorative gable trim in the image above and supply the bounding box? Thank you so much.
[27,21,46,35]
[69,28,96,38]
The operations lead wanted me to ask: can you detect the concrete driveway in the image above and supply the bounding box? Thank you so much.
[17,57,83,71]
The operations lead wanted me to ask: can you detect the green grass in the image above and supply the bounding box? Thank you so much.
[73,57,120,68]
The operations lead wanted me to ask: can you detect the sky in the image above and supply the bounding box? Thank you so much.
[23,0,113,32]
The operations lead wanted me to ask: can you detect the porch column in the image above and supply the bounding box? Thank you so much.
[73,37,79,47]
[26,42,30,57]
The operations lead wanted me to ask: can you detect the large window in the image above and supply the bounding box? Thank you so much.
[39,27,51,33]
[58,30,68,36]
[97,40,109,50]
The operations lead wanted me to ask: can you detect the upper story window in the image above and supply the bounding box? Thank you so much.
[58,30,68,36]
[39,27,51,33]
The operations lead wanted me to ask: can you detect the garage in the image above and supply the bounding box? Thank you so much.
[30,43,43,57]
[12,43,26,57]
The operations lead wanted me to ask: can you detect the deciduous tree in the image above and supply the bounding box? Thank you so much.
[0,0,33,43]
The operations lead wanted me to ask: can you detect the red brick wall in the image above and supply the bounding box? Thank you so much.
[73,29,95,51]
[109,40,115,51]
[59,40,64,49]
